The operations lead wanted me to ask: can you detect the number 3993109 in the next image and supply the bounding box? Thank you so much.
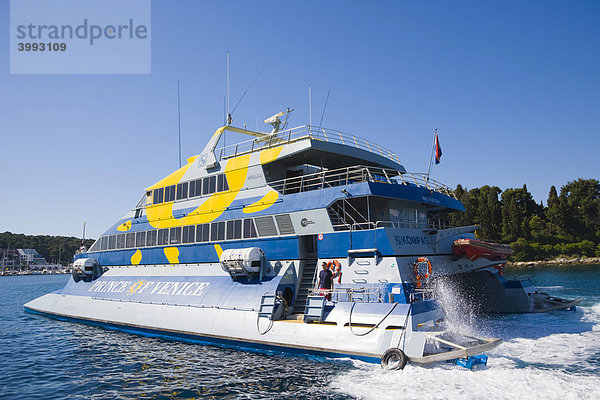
[17,43,67,52]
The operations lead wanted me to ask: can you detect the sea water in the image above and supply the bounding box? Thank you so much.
[0,265,598,399]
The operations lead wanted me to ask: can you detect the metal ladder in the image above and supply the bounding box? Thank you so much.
[292,260,318,313]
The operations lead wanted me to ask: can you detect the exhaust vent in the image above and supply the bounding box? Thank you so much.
[275,214,295,235]
[255,216,278,236]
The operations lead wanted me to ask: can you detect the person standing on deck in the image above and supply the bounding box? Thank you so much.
[318,261,334,301]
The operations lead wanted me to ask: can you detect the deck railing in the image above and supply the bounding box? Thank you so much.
[215,125,402,165]
[268,165,457,199]
[309,287,383,303]
[330,218,453,232]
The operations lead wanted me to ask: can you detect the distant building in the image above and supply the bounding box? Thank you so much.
[17,249,48,265]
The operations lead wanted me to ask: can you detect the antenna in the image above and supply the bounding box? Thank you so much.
[230,65,268,117]
[319,89,331,127]
[226,51,232,125]
[308,85,312,128]
[177,80,182,168]
[82,221,86,244]
[281,107,294,131]
[426,129,438,181]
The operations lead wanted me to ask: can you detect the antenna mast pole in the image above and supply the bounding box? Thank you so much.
[426,128,437,181]
[308,85,312,130]
[226,51,231,125]
[177,80,182,168]
[319,89,331,127]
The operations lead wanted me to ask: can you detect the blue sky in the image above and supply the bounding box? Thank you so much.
[1,0,599,238]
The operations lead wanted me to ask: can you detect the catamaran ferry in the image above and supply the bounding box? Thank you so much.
[25,113,576,368]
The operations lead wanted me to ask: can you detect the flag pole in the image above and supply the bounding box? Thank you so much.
[426,128,437,181]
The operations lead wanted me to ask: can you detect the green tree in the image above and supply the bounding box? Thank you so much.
[467,186,502,241]
[501,184,542,242]
[559,178,600,242]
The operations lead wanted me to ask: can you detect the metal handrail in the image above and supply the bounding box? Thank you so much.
[309,287,382,303]
[332,218,450,231]
[215,125,403,165]
[268,165,457,199]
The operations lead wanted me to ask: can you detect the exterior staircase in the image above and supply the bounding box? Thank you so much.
[293,260,318,313]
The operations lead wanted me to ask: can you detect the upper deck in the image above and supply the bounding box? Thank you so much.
[85,123,463,259]
[211,125,406,171]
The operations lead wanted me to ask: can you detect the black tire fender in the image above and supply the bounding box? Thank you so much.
[381,348,408,370]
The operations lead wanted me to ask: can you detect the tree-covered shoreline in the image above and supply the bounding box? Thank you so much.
[0,232,95,265]
[448,178,600,262]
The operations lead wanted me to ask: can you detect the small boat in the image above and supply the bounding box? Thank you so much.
[452,238,513,261]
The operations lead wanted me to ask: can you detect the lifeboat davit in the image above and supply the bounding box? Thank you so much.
[452,239,512,261]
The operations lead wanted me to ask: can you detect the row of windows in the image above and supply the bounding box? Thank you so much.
[90,218,258,252]
[151,173,229,205]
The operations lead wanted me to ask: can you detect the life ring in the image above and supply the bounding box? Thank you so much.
[327,260,342,283]
[493,263,505,277]
[413,257,433,288]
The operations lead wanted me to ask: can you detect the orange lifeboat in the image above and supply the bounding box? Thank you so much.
[452,239,512,261]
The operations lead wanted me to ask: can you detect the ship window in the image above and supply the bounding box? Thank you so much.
[100,236,108,251]
[136,231,146,247]
[182,225,195,243]
[202,177,210,195]
[218,221,225,240]
[126,232,135,248]
[217,174,229,192]
[116,234,126,249]
[208,175,216,194]
[243,218,257,238]
[196,224,209,242]
[108,235,117,249]
[210,223,217,241]
[89,239,100,252]
[190,179,201,198]
[146,230,157,246]
[157,229,169,245]
[164,185,176,202]
[226,220,234,240]
[153,187,164,204]
[176,182,188,200]
[211,221,225,241]
[170,227,182,244]
[233,219,242,239]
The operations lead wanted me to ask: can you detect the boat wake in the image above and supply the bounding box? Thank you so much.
[328,303,600,400]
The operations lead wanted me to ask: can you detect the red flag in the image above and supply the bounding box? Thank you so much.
[435,134,442,164]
